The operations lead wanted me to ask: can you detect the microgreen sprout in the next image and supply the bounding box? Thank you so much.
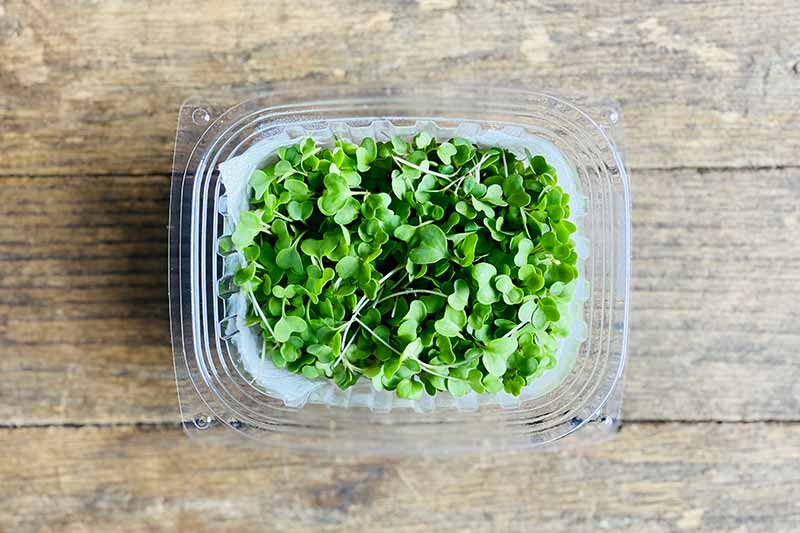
[230,134,579,398]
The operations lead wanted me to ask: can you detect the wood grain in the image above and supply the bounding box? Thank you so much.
[629,167,800,421]
[1,167,798,425]
[1,0,799,176]
[1,1,799,531]
[1,423,798,532]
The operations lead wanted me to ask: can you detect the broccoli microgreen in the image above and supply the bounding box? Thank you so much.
[230,135,579,399]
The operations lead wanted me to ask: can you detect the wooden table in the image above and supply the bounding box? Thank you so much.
[2,1,799,531]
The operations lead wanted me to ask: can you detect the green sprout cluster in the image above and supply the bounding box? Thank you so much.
[227,134,579,399]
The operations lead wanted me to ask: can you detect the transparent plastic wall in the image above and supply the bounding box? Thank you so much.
[169,86,631,454]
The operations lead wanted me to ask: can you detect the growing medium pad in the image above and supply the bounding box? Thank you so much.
[220,122,589,412]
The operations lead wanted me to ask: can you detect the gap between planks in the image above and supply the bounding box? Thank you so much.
[1,164,800,180]
[1,420,798,431]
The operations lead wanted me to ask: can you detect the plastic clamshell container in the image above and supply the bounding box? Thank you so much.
[169,85,631,454]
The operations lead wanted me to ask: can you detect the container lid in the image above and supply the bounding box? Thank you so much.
[168,85,631,454]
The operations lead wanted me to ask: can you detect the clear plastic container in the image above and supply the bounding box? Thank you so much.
[169,85,631,454]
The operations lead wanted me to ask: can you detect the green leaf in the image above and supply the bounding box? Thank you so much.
[300,137,317,156]
[333,197,361,225]
[317,173,350,215]
[451,138,476,166]
[436,142,457,165]
[335,256,361,279]
[414,131,433,150]
[453,233,478,267]
[389,171,407,199]
[274,159,294,178]
[531,155,549,174]
[402,338,423,360]
[287,200,313,221]
[539,297,561,322]
[383,357,401,379]
[302,366,321,379]
[504,373,525,396]
[276,248,303,274]
[234,262,257,286]
[271,219,292,250]
[396,378,413,398]
[467,369,485,393]
[436,335,456,365]
[468,303,492,330]
[424,372,448,392]
[554,263,577,283]
[447,377,471,397]
[447,279,470,311]
[481,336,518,376]
[471,263,499,305]
[393,224,416,242]
[482,184,507,206]
[397,320,418,342]
[402,300,428,323]
[502,174,531,207]
[409,225,448,264]
[482,374,504,393]
[518,264,545,292]
[482,351,507,377]
[434,305,467,337]
[554,220,577,243]
[283,178,310,200]
[486,336,518,357]
[514,238,534,267]
[495,274,524,305]
[232,211,263,251]
[470,197,494,218]
[540,231,557,251]
[356,138,377,172]
[243,244,260,262]
[550,281,576,302]
[397,378,424,400]
[455,200,477,219]
[274,315,307,343]
[250,169,273,200]
[280,336,303,362]
[518,299,538,324]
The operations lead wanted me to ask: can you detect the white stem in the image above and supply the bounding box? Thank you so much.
[392,156,453,179]
[416,361,472,383]
[373,289,448,305]
[354,318,403,356]
[338,266,404,353]
[503,322,528,338]
[464,153,489,180]
[247,290,276,338]
[378,265,404,285]
[291,229,308,247]
[520,208,532,239]
[429,174,467,194]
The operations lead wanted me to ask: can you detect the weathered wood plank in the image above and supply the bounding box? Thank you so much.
[1,167,798,424]
[0,175,175,424]
[1,0,799,176]
[0,423,798,532]
[628,167,800,420]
